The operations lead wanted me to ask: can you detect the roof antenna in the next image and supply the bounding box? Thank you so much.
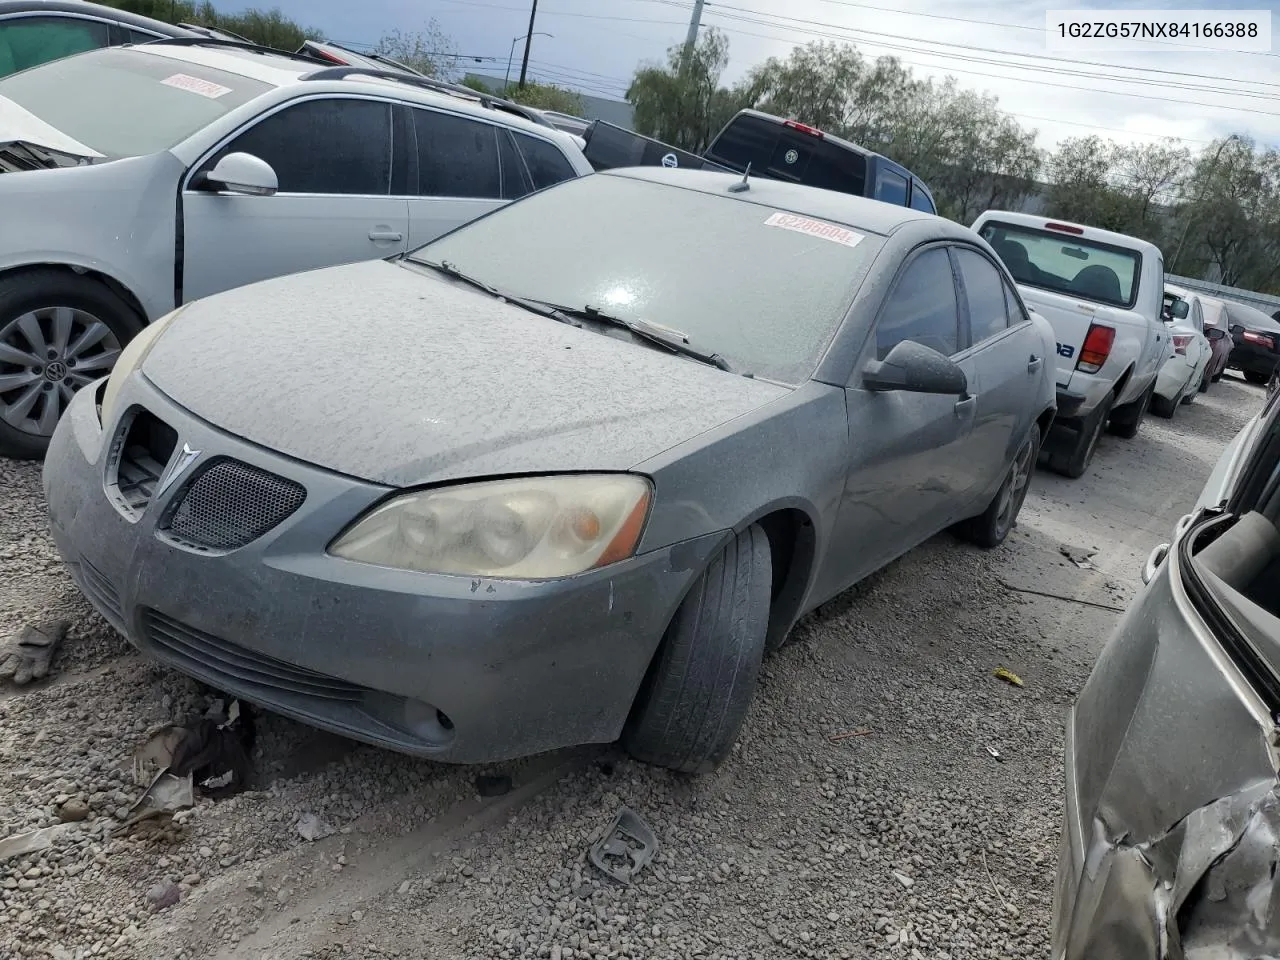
[728,162,751,193]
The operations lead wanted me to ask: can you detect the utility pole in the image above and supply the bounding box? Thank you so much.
[517,0,538,89]
[679,0,705,73]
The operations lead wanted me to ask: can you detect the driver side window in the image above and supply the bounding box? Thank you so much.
[875,247,961,360]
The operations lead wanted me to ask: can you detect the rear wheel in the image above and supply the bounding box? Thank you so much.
[1199,373,1210,393]
[1107,382,1152,439]
[954,422,1041,549]
[622,525,772,774]
[0,271,141,460]
[1046,392,1113,479]
[1245,370,1270,385]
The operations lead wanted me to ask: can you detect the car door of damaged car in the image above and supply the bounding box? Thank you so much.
[816,244,979,598]
[179,95,410,304]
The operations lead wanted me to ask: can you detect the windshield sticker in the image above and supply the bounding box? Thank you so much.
[160,73,233,99]
[764,211,863,248]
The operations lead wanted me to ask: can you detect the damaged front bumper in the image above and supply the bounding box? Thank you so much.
[1051,541,1280,959]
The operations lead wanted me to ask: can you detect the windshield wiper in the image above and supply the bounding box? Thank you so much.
[550,305,734,372]
[410,260,583,327]
[0,140,94,172]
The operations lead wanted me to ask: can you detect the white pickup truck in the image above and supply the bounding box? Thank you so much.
[970,211,1169,478]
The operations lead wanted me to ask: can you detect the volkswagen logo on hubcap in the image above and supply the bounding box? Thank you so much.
[44,361,68,383]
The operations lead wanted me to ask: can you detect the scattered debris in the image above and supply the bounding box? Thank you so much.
[996,578,1127,614]
[0,618,70,685]
[1059,545,1097,569]
[131,699,255,804]
[993,667,1024,688]
[0,823,76,862]
[985,745,1004,762]
[589,807,658,885]
[146,879,181,911]
[980,848,1012,911]
[829,728,873,742]
[475,773,513,798]
[118,770,195,833]
[892,871,915,889]
[296,813,336,842]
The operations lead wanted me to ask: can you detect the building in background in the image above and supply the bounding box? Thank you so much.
[463,72,634,129]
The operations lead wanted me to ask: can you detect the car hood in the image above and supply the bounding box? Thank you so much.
[0,96,104,162]
[142,259,792,488]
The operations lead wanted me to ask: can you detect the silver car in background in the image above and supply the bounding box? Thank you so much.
[1053,384,1280,958]
[0,38,591,459]
[44,168,1057,774]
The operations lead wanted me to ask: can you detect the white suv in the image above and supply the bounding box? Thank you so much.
[0,38,593,458]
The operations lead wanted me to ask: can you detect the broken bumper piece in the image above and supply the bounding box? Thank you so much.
[1051,558,1280,959]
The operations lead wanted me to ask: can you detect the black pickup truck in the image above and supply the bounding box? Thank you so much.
[583,108,938,214]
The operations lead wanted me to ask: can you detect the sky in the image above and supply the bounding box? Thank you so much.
[234,0,1280,154]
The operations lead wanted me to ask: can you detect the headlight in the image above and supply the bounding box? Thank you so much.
[329,474,652,579]
[99,305,188,426]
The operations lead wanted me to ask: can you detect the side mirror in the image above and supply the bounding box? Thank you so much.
[863,339,968,395]
[1206,327,1227,341]
[1171,301,1189,320]
[200,152,278,196]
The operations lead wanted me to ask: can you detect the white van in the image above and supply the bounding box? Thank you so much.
[971,211,1169,478]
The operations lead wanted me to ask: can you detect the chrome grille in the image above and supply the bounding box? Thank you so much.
[141,610,365,702]
[161,458,306,551]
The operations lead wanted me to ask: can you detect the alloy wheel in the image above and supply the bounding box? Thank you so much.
[995,432,1037,534]
[0,306,121,438]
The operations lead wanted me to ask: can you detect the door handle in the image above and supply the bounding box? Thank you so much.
[1027,354,1043,373]
[368,229,403,242]
[954,394,977,418]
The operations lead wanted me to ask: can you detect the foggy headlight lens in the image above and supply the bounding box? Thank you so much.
[99,305,188,426]
[328,474,653,578]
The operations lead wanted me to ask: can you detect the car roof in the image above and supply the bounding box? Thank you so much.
[0,0,197,33]
[602,166,946,236]
[107,42,583,144]
[976,210,1163,257]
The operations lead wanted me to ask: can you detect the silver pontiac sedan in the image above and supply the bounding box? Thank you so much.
[1052,384,1280,957]
[43,168,1057,773]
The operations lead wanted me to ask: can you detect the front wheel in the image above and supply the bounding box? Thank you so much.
[954,422,1041,549]
[0,270,141,460]
[622,525,772,774]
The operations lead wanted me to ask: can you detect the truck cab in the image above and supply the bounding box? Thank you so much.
[971,211,1168,478]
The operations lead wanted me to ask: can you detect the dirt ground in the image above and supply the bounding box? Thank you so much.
[0,374,1265,960]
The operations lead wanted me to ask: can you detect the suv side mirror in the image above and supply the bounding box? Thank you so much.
[1206,327,1227,341]
[200,152,278,196]
[863,339,969,395]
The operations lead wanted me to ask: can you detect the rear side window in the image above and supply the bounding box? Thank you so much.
[213,97,392,195]
[707,113,866,196]
[125,28,166,45]
[909,183,936,213]
[510,131,577,191]
[875,170,908,206]
[0,15,109,77]
[412,108,502,199]
[876,247,960,360]
[497,130,531,200]
[955,248,1011,344]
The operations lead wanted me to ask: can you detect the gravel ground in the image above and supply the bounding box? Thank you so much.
[0,374,1265,960]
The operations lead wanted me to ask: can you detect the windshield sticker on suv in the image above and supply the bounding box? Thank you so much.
[764,212,864,248]
[160,74,233,99]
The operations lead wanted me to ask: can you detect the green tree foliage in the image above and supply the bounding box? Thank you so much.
[627,28,744,154]
[372,20,458,79]
[96,1,321,48]
[505,82,585,116]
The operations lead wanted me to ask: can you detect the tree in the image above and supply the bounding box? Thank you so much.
[627,28,742,153]
[1043,136,1139,230]
[96,0,321,48]
[504,82,585,115]
[373,20,459,79]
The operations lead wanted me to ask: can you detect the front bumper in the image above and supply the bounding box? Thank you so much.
[43,376,722,764]
[1050,533,1280,959]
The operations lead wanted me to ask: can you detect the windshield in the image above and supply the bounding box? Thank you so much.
[409,174,883,384]
[0,47,270,158]
[979,220,1142,309]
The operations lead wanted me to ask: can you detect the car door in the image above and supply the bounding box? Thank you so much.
[1188,297,1211,380]
[952,245,1043,506]
[403,106,511,249]
[0,13,110,77]
[180,95,409,304]
[813,244,979,600]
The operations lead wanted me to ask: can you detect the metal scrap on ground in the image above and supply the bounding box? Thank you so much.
[589,807,658,885]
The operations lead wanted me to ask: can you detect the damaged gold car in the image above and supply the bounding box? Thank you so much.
[1053,384,1280,958]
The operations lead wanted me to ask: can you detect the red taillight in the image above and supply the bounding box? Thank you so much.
[1077,323,1116,373]
[1172,334,1193,355]
[1243,330,1276,350]
[783,119,824,138]
[313,48,349,64]
[1045,221,1085,235]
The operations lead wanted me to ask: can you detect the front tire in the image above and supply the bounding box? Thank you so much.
[954,422,1041,549]
[622,525,772,774]
[0,270,142,460]
[1245,370,1270,385]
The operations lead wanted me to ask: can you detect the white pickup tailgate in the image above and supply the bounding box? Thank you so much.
[1016,286,1147,392]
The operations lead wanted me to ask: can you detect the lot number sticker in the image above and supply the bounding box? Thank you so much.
[764,211,864,248]
[161,73,233,99]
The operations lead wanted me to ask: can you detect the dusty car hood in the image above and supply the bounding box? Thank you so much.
[142,260,791,487]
